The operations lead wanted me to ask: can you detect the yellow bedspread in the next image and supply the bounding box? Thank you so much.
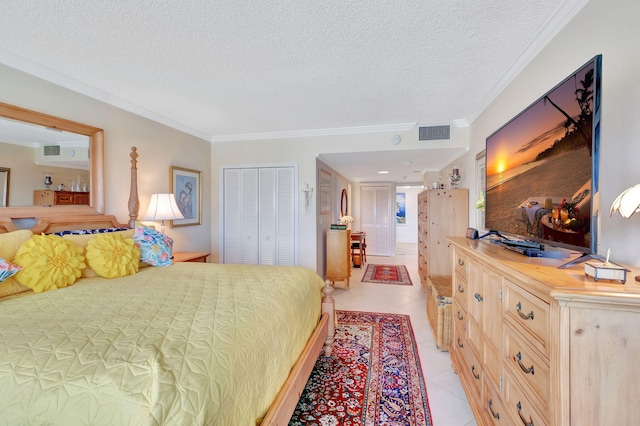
[0,263,323,425]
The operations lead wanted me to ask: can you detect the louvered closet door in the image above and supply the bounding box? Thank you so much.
[223,168,258,264]
[224,166,295,265]
[360,183,393,256]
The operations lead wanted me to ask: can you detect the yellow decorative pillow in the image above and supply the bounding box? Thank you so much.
[63,229,136,277]
[85,233,140,278]
[0,230,34,298]
[14,234,86,293]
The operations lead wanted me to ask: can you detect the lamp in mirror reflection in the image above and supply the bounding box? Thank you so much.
[143,193,184,233]
[610,183,640,218]
[44,175,52,189]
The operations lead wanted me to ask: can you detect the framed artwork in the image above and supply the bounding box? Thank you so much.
[319,168,331,213]
[396,192,406,225]
[170,166,201,227]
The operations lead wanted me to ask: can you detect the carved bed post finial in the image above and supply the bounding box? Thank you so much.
[128,147,139,228]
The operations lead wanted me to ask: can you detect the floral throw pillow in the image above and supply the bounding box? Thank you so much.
[0,258,22,283]
[86,233,140,278]
[133,227,173,266]
[13,234,85,293]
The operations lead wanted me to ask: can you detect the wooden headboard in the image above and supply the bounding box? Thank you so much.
[0,147,140,234]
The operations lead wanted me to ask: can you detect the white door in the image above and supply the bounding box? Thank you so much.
[223,166,296,265]
[360,183,394,256]
[223,168,258,264]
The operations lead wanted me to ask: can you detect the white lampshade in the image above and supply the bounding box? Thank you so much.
[143,193,185,222]
[610,184,640,219]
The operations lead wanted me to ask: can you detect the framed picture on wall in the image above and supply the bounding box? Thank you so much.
[396,192,406,224]
[170,166,201,227]
[319,168,331,213]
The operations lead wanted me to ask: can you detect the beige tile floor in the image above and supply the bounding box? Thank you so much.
[331,242,477,426]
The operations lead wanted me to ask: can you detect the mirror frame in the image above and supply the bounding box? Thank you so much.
[0,101,104,217]
[340,189,348,217]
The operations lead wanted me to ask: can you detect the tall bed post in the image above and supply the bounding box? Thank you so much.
[128,147,139,228]
[322,280,335,356]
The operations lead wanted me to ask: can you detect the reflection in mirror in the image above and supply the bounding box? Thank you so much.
[0,117,90,206]
[0,102,104,215]
[0,167,9,207]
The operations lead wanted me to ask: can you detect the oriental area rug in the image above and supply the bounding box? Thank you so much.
[290,311,432,425]
[361,264,413,286]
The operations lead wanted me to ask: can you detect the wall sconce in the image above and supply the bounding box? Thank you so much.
[610,183,640,282]
[302,182,314,208]
[143,193,184,233]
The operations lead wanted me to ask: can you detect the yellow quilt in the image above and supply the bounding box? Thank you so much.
[0,263,323,425]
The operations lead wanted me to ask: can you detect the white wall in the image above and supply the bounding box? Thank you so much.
[0,64,212,253]
[211,130,465,272]
[452,0,640,267]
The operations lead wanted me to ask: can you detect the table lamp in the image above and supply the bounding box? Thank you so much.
[610,183,640,282]
[143,193,184,233]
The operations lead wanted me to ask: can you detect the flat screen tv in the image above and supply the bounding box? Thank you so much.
[484,55,602,262]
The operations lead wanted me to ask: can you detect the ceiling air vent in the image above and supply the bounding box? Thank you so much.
[43,145,61,156]
[419,125,450,141]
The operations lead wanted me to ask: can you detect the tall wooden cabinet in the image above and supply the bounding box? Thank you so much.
[418,189,468,350]
[450,236,640,425]
[417,189,469,284]
[326,229,351,287]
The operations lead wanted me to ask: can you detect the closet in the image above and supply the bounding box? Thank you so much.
[223,166,296,265]
[359,183,394,256]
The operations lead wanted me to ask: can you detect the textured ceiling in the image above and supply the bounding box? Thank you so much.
[0,0,586,181]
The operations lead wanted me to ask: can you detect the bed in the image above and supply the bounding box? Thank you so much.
[0,147,335,425]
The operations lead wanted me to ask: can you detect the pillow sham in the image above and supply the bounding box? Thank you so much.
[133,227,173,266]
[51,227,130,236]
[0,229,33,260]
[85,233,140,278]
[13,234,85,293]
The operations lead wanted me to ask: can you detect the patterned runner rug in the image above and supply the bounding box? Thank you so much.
[361,264,413,285]
[290,311,432,425]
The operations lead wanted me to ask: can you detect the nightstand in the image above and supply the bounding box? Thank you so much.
[172,252,210,263]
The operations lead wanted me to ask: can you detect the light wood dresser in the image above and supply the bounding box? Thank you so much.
[326,229,351,287]
[449,236,640,426]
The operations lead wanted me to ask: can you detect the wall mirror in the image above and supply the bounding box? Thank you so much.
[340,188,348,217]
[0,102,104,217]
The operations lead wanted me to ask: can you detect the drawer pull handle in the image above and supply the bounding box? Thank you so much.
[457,311,464,320]
[515,352,535,375]
[474,293,484,302]
[488,398,500,420]
[516,401,534,426]
[457,337,464,348]
[471,365,480,380]
[458,258,465,266]
[516,302,534,320]
[458,284,465,293]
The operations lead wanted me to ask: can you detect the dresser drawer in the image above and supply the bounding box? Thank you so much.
[483,376,508,425]
[504,324,549,412]
[462,334,483,398]
[503,279,550,357]
[504,371,548,426]
[455,251,468,278]
[453,273,468,308]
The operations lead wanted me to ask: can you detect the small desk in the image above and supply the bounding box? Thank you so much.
[350,232,366,268]
[173,252,210,263]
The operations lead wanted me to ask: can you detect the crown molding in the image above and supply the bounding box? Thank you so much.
[0,50,211,141]
[209,122,417,143]
[465,0,590,125]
